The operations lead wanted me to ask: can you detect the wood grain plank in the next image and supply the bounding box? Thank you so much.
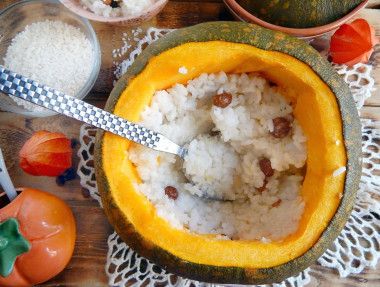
[308,264,380,287]
[368,0,380,8]
[359,106,380,121]
[0,112,99,202]
[40,205,113,286]
[156,1,232,28]
[0,1,379,287]
[355,9,380,108]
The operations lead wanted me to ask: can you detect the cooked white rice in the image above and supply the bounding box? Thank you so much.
[80,0,156,18]
[128,72,307,241]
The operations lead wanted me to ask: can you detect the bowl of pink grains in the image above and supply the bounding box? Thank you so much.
[59,0,169,26]
[0,0,101,117]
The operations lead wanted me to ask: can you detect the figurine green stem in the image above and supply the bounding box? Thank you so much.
[0,218,31,277]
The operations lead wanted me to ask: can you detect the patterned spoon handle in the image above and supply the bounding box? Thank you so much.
[0,65,187,158]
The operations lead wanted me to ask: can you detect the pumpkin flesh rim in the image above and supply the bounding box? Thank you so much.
[101,41,346,269]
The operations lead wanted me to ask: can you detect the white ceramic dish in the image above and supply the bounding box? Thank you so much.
[60,0,168,26]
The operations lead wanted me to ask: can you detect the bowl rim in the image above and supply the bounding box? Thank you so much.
[59,0,169,24]
[223,0,369,37]
[0,0,101,117]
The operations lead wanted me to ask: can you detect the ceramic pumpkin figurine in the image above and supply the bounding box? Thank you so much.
[0,187,76,287]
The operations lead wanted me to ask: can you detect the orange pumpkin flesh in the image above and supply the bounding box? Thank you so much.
[102,41,346,268]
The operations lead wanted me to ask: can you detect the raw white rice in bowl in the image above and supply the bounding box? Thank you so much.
[128,71,308,241]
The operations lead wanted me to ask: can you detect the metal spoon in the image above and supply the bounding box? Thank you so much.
[0,65,187,158]
[0,148,17,202]
[0,65,227,201]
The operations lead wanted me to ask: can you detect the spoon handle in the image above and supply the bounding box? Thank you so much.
[0,65,186,158]
[0,148,17,201]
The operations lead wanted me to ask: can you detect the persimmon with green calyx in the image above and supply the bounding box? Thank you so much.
[19,130,72,177]
[0,187,76,287]
[95,22,362,285]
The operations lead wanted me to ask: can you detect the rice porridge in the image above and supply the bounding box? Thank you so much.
[80,0,156,18]
[128,72,307,241]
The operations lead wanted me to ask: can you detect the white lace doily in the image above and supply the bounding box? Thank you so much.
[77,28,380,287]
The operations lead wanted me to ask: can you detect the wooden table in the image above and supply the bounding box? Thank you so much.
[0,1,379,286]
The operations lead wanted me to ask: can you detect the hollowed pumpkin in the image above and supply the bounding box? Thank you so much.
[95,22,362,284]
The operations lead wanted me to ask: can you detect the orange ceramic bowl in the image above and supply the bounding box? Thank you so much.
[60,0,168,26]
[223,0,369,40]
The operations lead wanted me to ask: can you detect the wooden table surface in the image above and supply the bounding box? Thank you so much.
[0,1,379,286]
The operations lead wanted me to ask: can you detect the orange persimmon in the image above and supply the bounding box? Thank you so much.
[19,130,72,176]
[330,18,379,66]
[0,188,76,287]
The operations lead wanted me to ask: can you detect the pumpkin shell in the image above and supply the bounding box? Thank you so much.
[95,22,362,284]
[238,0,365,28]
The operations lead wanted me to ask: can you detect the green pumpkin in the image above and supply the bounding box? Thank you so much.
[95,22,362,284]
[238,0,365,28]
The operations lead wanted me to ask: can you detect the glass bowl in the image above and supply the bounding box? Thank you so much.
[0,0,101,117]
